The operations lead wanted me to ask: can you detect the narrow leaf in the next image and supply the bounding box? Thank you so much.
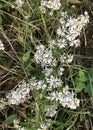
[88,68,93,82]
[4,114,18,124]
[0,15,3,25]
[22,50,30,62]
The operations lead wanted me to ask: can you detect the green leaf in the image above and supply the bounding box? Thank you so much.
[78,70,87,82]
[22,50,30,62]
[85,84,93,97]
[4,114,18,124]
[75,82,85,93]
[0,15,3,25]
[84,69,93,97]
[88,68,93,82]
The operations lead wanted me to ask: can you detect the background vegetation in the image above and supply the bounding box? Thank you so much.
[0,0,93,130]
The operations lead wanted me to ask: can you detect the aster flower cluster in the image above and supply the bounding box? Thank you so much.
[29,76,61,91]
[40,0,61,15]
[0,12,89,112]
[47,85,80,109]
[34,11,89,111]
[6,80,31,105]
[28,77,47,90]
[35,44,57,67]
[0,39,4,50]
[56,11,89,48]
[0,78,51,108]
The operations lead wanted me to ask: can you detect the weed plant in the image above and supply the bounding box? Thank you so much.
[0,0,93,130]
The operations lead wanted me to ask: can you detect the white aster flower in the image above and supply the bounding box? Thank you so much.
[77,20,85,30]
[36,80,47,90]
[46,75,62,88]
[18,127,25,130]
[0,39,4,50]
[63,85,70,95]
[28,77,38,90]
[48,39,56,49]
[84,11,89,22]
[42,50,53,67]
[80,11,89,24]
[13,119,20,128]
[52,59,57,66]
[49,11,53,16]
[47,91,62,101]
[56,27,66,37]
[37,44,45,51]
[14,120,25,130]
[34,44,45,64]
[66,54,73,63]
[46,107,57,117]
[38,123,49,130]
[58,67,64,75]
[66,32,78,41]
[69,39,80,47]
[40,0,61,15]
[57,39,67,48]
[34,51,43,64]
[39,6,47,13]
[47,0,61,11]
[60,55,67,63]
[61,12,68,18]
[59,18,66,26]
[15,0,24,7]
[42,67,53,77]
[68,27,81,38]
[60,54,73,64]
[41,0,47,6]
[66,18,79,28]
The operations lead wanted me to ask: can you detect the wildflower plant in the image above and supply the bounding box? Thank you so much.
[0,0,91,129]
